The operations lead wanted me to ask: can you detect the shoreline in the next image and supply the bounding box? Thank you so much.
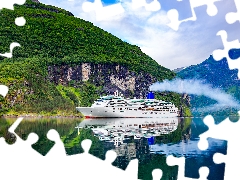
[2,114,84,119]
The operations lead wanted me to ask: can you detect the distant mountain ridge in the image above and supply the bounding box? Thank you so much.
[177,52,240,116]
[178,55,240,90]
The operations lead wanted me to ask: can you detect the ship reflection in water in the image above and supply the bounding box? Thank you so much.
[76,117,226,180]
[76,117,179,148]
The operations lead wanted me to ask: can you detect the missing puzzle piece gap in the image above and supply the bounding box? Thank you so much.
[0,0,26,10]
[82,0,124,21]
[0,42,21,58]
[212,30,240,78]
[198,113,240,179]
[45,129,66,157]
[104,150,117,164]
[167,0,221,31]
[0,85,8,97]
[225,0,240,24]
[152,169,163,180]
[166,155,209,179]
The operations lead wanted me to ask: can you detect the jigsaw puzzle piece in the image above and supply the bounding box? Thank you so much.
[186,0,240,42]
[212,30,240,78]
[64,139,139,180]
[198,114,240,150]
[0,0,26,10]
[167,155,209,180]
[225,0,240,24]
[82,0,125,21]
[0,117,41,157]
[166,0,220,30]
[198,113,240,180]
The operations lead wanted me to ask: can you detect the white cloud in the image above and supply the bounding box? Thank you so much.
[39,0,240,70]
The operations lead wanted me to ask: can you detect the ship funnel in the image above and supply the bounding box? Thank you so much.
[147,91,155,99]
[114,90,119,96]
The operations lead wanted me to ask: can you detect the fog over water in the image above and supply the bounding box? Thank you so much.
[150,78,240,112]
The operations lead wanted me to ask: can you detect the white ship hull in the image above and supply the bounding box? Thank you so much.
[76,107,178,118]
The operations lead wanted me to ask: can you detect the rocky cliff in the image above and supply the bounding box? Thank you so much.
[48,63,157,99]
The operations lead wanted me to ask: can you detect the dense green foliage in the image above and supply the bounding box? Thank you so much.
[1,0,175,80]
[0,0,177,115]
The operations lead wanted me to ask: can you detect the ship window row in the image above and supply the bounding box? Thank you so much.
[109,107,176,112]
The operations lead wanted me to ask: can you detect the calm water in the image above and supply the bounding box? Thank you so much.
[0,116,229,180]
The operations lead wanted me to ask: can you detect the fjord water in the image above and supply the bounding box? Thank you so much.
[0,116,229,180]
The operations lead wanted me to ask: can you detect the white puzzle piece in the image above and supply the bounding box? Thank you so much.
[212,30,240,78]
[198,113,240,180]
[167,0,221,31]
[82,0,125,21]
[0,42,21,58]
[0,0,26,10]
[0,85,8,97]
[225,0,240,24]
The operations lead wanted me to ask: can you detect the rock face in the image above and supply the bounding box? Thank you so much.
[48,63,157,98]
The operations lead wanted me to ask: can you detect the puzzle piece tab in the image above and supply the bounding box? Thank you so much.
[82,0,124,21]
[225,0,240,24]
[0,85,8,97]
[0,42,21,58]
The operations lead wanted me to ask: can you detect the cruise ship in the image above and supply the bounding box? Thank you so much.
[76,91,178,118]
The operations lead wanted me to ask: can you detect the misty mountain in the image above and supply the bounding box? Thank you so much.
[177,52,240,116]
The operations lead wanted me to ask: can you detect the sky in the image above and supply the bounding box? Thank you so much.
[39,0,240,70]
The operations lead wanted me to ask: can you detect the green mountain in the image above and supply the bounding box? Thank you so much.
[0,0,189,116]
[177,54,240,117]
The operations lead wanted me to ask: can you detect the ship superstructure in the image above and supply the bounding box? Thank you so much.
[76,91,178,118]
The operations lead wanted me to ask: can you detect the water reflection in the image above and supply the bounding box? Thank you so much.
[77,117,178,147]
[76,117,184,179]
[1,116,227,180]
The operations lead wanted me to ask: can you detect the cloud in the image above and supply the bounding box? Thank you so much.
[39,0,240,70]
[150,78,240,111]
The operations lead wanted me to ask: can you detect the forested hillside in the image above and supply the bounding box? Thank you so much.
[0,0,188,116]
